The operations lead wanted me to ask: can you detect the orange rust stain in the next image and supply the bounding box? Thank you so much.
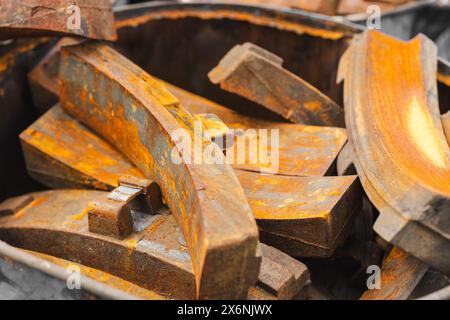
[144,216,166,235]
[303,101,322,112]
[126,239,138,255]
[115,9,346,40]
[12,197,48,220]
[365,32,450,195]
[71,207,89,221]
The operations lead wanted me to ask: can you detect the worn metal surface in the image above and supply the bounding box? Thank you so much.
[236,170,361,257]
[0,0,117,41]
[360,247,428,300]
[339,30,450,274]
[257,243,310,299]
[0,190,309,300]
[209,42,345,127]
[20,105,144,191]
[59,42,260,299]
[21,96,360,257]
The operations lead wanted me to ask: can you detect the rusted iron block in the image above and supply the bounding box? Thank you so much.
[236,170,362,257]
[258,243,310,299]
[360,247,428,300]
[0,0,116,41]
[19,105,144,191]
[88,195,133,240]
[88,177,161,239]
[0,195,33,216]
[0,190,309,300]
[208,42,345,127]
[338,30,450,274]
[59,42,259,299]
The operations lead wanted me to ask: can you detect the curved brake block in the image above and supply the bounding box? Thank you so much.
[59,42,259,299]
[0,190,309,300]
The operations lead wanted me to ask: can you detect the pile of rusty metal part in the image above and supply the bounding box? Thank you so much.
[0,1,449,300]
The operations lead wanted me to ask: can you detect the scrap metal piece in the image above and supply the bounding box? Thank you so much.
[338,30,450,274]
[208,42,345,127]
[88,194,132,240]
[360,247,428,300]
[19,105,144,191]
[0,190,309,300]
[236,170,362,257]
[59,42,260,299]
[257,243,310,299]
[87,177,162,239]
[21,105,360,257]
[0,0,117,41]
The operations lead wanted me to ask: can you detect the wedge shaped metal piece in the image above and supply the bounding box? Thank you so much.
[209,42,344,127]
